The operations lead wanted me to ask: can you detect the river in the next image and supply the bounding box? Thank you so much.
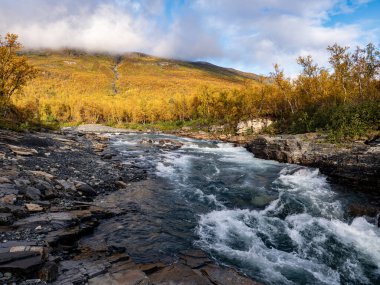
[92,132,380,285]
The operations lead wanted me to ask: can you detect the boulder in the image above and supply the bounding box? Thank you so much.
[236,119,272,135]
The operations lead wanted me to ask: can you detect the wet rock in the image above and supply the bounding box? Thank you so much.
[201,264,262,285]
[25,204,44,212]
[0,213,15,225]
[149,263,213,285]
[139,139,183,150]
[89,269,151,285]
[76,183,97,197]
[138,263,165,275]
[179,250,212,268]
[20,186,41,201]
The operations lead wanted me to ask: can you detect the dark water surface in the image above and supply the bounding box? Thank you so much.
[94,133,380,285]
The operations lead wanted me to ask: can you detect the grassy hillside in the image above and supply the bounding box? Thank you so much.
[11,50,259,126]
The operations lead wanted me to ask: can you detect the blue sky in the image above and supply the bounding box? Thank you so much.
[0,0,379,75]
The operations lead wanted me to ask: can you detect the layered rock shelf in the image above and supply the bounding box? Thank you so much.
[246,134,380,187]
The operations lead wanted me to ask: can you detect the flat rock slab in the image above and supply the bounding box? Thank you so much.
[201,264,262,285]
[0,251,43,273]
[179,250,212,269]
[149,263,213,285]
[7,144,38,156]
[89,269,151,285]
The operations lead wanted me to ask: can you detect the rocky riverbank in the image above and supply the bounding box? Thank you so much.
[0,127,262,285]
[245,133,380,188]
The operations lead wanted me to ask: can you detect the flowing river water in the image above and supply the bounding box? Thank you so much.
[93,133,380,285]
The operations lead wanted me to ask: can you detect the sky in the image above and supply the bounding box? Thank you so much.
[0,0,379,75]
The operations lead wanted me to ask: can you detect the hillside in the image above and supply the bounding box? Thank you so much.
[11,50,260,126]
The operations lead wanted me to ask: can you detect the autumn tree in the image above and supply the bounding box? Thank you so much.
[0,33,37,102]
[270,64,295,117]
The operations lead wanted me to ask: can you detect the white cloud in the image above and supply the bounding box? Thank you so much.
[0,0,377,75]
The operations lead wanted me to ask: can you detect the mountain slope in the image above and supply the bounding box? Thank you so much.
[13,50,261,124]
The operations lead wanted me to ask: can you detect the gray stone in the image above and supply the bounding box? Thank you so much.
[0,213,15,225]
[76,183,97,197]
[0,251,43,273]
[56,180,75,191]
[20,186,41,201]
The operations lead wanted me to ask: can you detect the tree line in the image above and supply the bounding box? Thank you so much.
[1,33,379,140]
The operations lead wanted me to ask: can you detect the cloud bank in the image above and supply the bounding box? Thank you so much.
[0,0,378,74]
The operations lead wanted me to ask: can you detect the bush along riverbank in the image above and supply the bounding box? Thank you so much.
[0,127,263,285]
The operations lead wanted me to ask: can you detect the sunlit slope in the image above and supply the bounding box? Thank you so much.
[13,50,259,123]
[116,53,258,95]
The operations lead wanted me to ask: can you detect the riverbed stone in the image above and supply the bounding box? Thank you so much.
[0,177,12,184]
[20,186,41,201]
[25,203,44,212]
[56,179,75,191]
[7,145,38,156]
[0,194,17,205]
[28,171,55,181]
[0,213,15,225]
[76,183,97,197]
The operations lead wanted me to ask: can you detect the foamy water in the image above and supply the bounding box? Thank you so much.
[110,133,380,285]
